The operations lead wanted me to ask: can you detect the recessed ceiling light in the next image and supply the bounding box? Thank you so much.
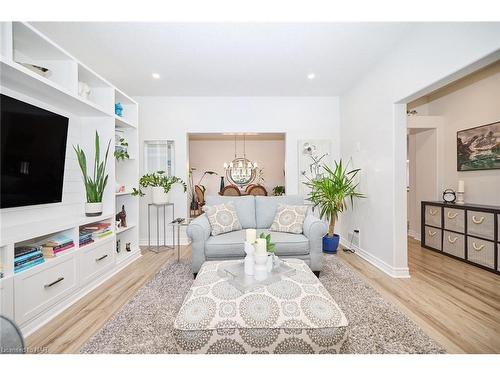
[307,73,316,80]
[152,73,160,79]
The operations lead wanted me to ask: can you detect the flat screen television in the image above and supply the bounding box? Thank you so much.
[1,94,69,209]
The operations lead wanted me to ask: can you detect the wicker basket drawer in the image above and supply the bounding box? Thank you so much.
[425,226,442,251]
[444,208,465,233]
[424,205,441,228]
[467,211,495,241]
[442,231,465,259]
[467,237,495,269]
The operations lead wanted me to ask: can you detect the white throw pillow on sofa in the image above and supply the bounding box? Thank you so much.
[205,202,242,236]
[270,204,308,234]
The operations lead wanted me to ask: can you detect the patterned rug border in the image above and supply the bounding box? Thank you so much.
[80,254,445,354]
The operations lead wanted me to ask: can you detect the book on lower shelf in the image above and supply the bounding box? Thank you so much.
[79,222,113,247]
[41,233,75,258]
[14,245,45,273]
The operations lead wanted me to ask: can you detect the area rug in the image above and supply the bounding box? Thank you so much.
[80,254,445,354]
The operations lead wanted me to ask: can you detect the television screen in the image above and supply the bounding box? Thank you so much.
[1,94,69,209]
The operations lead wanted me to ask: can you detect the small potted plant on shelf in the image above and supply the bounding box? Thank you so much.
[272,185,285,196]
[304,159,365,254]
[74,131,111,217]
[114,137,129,161]
[132,171,187,204]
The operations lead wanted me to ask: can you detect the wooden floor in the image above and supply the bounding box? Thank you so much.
[26,239,500,354]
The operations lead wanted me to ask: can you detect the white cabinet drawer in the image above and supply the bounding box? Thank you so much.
[14,255,77,324]
[0,277,14,320]
[79,240,115,286]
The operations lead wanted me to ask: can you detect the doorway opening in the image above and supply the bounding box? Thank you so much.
[187,132,286,217]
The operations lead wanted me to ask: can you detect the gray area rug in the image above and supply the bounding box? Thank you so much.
[80,254,445,354]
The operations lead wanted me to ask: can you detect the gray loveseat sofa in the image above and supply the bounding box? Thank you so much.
[187,195,327,275]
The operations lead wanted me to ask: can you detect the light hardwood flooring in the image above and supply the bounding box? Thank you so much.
[26,239,500,354]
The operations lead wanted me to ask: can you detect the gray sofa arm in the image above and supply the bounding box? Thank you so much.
[186,214,211,273]
[303,214,328,272]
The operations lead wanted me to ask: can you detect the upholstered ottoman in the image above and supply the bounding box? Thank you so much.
[173,259,348,354]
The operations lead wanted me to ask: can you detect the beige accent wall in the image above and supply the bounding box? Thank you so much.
[189,138,286,196]
[411,62,500,206]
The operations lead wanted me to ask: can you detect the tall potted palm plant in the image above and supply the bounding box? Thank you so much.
[304,159,365,253]
[74,131,111,217]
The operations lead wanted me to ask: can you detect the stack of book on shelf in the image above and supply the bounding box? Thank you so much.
[41,234,75,258]
[79,231,94,247]
[14,245,45,273]
[79,223,113,246]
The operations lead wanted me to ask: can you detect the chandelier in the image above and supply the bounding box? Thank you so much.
[223,134,258,187]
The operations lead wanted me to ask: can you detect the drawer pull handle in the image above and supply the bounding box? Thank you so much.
[429,209,438,216]
[95,254,108,262]
[472,215,485,224]
[44,277,64,288]
[448,236,458,244]
[447,212,459,219]
[472,242,485,251]
[428,230,437,237]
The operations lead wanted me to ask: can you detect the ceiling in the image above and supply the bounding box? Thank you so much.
[32,22,417,96]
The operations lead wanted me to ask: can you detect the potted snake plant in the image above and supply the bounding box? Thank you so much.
[73,131,111,217]
[132,171,187,204]
[304,159,365,253]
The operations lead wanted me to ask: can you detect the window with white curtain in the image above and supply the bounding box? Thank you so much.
[144,140,175,176]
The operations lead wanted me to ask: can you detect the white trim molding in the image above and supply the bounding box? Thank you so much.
[408,230,421,242]
[340,238,410,279]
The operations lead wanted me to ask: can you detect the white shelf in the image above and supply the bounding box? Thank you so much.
[115,115,137,129]
[0,57,113,117]
[115,190,135,196]
[116,224,136,235]
[0,213,113,247]
[78,235,114,250]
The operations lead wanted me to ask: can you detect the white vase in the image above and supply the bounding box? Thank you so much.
[85,202,103,217]
[152,187,169,204]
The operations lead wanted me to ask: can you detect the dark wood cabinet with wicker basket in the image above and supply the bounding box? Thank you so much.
[421,201,499,275]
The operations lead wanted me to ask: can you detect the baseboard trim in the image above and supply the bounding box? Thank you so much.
[408,229,421,242]
[339,238,410,279]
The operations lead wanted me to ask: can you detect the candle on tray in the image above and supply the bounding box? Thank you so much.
[246,228,257,243]
[255,238,267,255]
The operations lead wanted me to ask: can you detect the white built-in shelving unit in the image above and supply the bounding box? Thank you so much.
[0,22,140,335]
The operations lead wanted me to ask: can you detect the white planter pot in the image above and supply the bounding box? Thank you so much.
[152,187,169,204]
[85,202,103,217]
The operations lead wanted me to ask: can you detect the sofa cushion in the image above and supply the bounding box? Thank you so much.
[205,202,242,236]
[205,195,256,229]
[270,204,308,234]
[204,229,309,258]
[255,195,305,229]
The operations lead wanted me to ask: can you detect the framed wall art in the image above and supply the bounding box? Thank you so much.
[457,121,500,171]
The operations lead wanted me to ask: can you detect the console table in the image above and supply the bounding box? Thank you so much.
[421,201,499,274]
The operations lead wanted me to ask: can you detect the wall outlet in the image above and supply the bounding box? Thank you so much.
[351,229,360,248]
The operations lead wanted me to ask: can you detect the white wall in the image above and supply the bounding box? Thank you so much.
[135,96,340,245]
[189,138,285,195]
[407,128,438,239]
[412,66,500,206]
[339,23,500,278]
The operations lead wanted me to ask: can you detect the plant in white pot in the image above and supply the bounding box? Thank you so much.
[304,159,365,253]
[132,171,186,204]
[74,131,111,217]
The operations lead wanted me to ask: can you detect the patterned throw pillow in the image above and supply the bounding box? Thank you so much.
[205,202,242,236]
[270,204,308,234]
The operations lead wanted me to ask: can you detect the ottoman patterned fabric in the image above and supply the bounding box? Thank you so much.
[270,204,308,234]
[174,259,348,353]
[205,202,242,236]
